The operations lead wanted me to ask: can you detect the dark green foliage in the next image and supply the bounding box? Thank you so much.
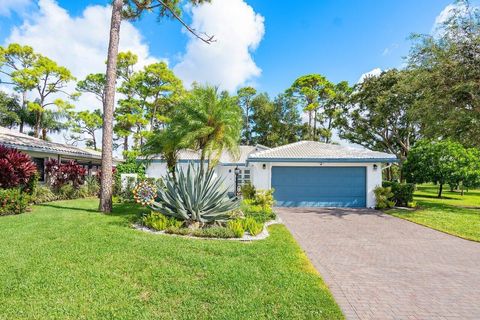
[382,181,416,207]
[24,171,40,195]
[31,185,58,204]
[0,188,29,216]
[191,226,236,239]
[240,182,256,200]
[374,186,395,209]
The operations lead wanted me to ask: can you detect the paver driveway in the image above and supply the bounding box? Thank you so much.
[276,208,480,320]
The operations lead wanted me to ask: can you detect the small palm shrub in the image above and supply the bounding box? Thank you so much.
[241,199,276,223]
[85,176,100,196]
[142,211,183,231]
[382,181,416,207]
[191,227,236,238]
[135,164,239,223]
[0,188,29,216]
[242,217,263,236]
[374,186,395,209]
[0,145,37,189]
[227,219,245,238]
[253,189,275,208]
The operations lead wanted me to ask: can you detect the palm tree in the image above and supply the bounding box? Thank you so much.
[172,85,242,174]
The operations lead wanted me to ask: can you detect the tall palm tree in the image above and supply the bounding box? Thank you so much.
[172,85,242,174]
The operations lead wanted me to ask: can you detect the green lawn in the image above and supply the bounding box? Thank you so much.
[0,199,343,320]
[388,184,480,242]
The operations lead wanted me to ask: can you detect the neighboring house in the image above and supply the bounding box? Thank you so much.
[0,126,122,181]
[144,140,397,208]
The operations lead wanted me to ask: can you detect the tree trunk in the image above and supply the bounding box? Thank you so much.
[123,136,128,155]
[437,183,443,198]
[42,128,47,140]
[313,109,317,141]
[19,91,27,133]
[99,0,123,213]
[245,104,249,145]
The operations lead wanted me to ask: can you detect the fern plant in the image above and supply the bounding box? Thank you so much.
[139,163,239,223]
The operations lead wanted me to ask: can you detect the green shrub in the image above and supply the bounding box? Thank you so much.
[85,176,100,197]
[374,186,395,209]
[143,211,183,231]
[241,200,276,223]
[164,226,191,236]
[382,181,415,207]
[242,217,263,236]
[31,185,58,204]
[0,188,29,216]
[24,171,40,195]
[191,227,236,238]
[240,183,256,200]
[227,219,245,238]
[57,183,76,200]
[253,189,275,208]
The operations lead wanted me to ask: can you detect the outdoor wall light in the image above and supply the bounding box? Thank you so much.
[373,164,378,170]
[262,164,266,169]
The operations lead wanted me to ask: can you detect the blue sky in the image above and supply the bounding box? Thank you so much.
[0,0,463,98]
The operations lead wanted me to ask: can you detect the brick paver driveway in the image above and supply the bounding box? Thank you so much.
[276,208,480,320]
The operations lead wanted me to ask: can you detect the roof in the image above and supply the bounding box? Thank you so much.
[248,141,398,163]
[146,145,270,165]
[0,126,122,163]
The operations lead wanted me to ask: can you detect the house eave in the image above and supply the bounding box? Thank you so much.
[247,157,399,164]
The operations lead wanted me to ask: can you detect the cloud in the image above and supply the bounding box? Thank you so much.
[0,0,32,16]
[432,2,471,34]
[382,43,399,56]
[6,0,158,83]
[357,68,382,83]
[173,0,265,92]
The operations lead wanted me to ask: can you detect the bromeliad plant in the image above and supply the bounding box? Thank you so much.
[135,163,239,224]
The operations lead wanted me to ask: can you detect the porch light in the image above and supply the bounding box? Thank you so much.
[373,164,378,170]
[262,164,266,169]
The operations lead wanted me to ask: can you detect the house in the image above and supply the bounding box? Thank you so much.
[0,126,122,181]
[144,140,398,208]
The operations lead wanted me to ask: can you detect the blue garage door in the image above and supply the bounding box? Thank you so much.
[271,166,366,207]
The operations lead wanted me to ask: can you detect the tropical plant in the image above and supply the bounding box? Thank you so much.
[227,219,245,238]
[136,164,239,224]
[142,211,183,231]
[45,159,86,190]
[240,182,256,200]
[67,109,103,150]
[242,217,263,236]
[374,186,395,209]
[170,85,242,174]
[0,145,37,189]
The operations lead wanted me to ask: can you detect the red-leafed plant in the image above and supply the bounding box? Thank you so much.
[45,159,87,189]
[0,145,37,189]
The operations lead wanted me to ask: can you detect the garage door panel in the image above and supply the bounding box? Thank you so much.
[272,166,366,208]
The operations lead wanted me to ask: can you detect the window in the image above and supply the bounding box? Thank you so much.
[238,169,251,185]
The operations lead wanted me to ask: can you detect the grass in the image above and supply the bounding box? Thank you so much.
[0,199,343,320]
[388,184,480,242]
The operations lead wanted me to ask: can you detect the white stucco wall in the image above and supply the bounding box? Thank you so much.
[249,161,382,208]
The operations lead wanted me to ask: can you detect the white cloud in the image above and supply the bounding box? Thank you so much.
[173,0,265,92]
[432,2,471,34]
[6,0,158,83]
[382,43,399,56]
[357,68,382,83]
[0,0,32,16]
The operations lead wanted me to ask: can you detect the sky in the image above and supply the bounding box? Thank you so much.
[0,0,474,148]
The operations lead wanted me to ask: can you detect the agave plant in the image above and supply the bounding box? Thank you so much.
[137,163,239,223]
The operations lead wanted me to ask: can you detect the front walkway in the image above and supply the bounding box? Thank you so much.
[276,207,480,320]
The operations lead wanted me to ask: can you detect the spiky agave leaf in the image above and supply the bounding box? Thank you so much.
[149,163,239,222]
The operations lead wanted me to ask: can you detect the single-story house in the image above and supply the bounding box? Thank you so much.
[0,126,122,181]
[144,140,397,208]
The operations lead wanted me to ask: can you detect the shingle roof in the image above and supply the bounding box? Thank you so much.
[0,126,122,162]
[248,140,397,162]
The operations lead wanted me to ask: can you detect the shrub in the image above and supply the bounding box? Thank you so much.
[164,226,192,236]
[31,185,58,204]
[137,164,239,223]
[240,183,256,200]
[241,200,276,223]
[242,217,263,236]
[374,186,395,209]
[143,211,183,231]
[253,189,275,208]
[24,171,40,195]
[0,145,37,189]
[85,175,100,197]
[382,181,415,207]
[0,188,29,216]
[45,159,86,190]
[191,227,236,238]
[57,183,76,200]
[227,219,245,238]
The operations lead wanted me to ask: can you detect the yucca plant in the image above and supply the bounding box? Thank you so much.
[140,163,239,224]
